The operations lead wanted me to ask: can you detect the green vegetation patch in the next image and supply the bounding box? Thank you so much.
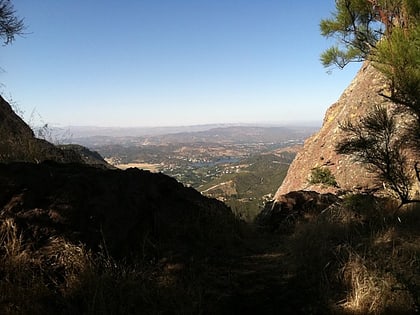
[308,166,337,187]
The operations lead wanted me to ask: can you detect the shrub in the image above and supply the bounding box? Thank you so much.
[309,166,337,187]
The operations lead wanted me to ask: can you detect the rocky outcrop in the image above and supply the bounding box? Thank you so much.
[0,95,81,163]
[0,95,112,166]
[57,144,113,168]
[256,190,339,230]
[0,95,34,139]
[275,62,420,198]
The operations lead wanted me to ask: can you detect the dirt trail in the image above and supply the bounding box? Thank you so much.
[199,236,318,315]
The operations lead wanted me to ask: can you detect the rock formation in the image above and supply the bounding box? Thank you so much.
[0,95,34,139]
[256,190,339,230]
[275,62,420,198]
[0,95,109,166]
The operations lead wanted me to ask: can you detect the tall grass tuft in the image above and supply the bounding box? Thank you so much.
[0,219,49,314]
[287,194,419,314]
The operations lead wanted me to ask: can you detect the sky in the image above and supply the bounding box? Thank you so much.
[1,1,362,127]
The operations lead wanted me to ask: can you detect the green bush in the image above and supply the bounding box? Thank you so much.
[308,166,337,187]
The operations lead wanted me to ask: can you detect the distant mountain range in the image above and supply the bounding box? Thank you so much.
[60,124,320,147]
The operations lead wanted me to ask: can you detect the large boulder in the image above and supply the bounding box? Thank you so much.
[256,190,339,230]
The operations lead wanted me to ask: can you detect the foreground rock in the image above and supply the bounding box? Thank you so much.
[256,190,340,230]
[0,161,238,260]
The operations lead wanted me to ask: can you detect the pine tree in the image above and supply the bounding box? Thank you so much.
[321,0,420,204]
[0,0,24,45]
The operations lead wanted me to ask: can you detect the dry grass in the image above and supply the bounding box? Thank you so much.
[0,212,248,314]
[1,193,420,314]
[287,194,420,314]
[341,251,391,314]
[0,219,48,314]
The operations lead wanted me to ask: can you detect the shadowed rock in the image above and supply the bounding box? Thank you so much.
[256,190,339,230]
[0,161,237,260]
[0,95,110,166]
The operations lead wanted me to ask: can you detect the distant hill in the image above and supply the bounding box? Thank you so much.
[63,122,320,138]
[148,126,318,145]
[61,124,235,138]
[67,125,319,147]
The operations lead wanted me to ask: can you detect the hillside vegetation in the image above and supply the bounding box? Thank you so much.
[200,152,295,220]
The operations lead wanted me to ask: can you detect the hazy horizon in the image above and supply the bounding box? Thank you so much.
[59,120,322,129]
[50,121,321,139]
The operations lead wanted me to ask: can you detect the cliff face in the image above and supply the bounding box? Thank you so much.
[275,62,420,198]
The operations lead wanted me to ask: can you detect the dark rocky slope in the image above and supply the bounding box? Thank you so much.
[0,161,237,261]
[0,94,246,314]
[0,91,238,262]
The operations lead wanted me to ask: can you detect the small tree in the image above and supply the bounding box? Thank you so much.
[320,0,380,69]
[320,0,419,69]
[372,24,420,148]
[0,0,24,45]
[336,105,416,205]
[321,0,419,114]
[309,166,338,187]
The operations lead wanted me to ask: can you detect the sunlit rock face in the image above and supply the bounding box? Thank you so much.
[275,62,420,199]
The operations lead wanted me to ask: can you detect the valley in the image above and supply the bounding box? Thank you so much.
[76,125,317,220]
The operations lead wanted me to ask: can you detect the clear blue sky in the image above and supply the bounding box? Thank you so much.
[2,0,361,127]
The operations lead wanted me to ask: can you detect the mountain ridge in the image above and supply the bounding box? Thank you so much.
[59,121,321,138]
